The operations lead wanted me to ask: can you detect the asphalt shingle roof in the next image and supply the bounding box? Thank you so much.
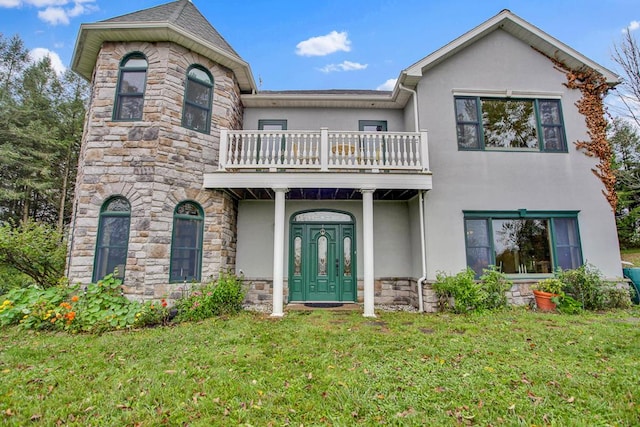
[101,0,241,60]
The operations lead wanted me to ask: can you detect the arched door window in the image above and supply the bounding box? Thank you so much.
[170,201,204,282]
[182,65,213,133]
[113,53,148,120]
[93,196,131,281]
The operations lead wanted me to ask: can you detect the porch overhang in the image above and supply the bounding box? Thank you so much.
[203,171,432,200]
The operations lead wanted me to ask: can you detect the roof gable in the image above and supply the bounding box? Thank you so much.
[401,9,619,88]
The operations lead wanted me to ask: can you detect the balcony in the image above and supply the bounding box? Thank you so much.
[219,128,429,172]
[205,128,432,199]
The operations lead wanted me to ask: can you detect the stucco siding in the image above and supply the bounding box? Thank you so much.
[416,29,621,279]
[236,200,414,280]
[243,107,405,131]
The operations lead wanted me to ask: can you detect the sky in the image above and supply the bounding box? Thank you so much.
[0,0,638,94]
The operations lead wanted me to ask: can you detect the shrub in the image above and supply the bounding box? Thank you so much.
[175,272,245,322]
[558,264,606,310]
[479,265,512,310]
[0,220,66,288]
[433,268,486,313]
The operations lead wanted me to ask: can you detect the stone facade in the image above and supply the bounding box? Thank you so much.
[67,41,242,300]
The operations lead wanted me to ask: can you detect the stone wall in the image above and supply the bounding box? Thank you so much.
[67,41,242,300]
[418,281,536,312]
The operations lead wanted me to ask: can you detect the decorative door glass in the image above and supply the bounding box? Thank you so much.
[318,235,327,276]
[343,236,352,276]
[294,236,302,276]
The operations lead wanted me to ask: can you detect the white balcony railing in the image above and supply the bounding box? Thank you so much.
[218,128,429,173]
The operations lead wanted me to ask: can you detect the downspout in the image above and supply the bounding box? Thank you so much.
[399,83,419,133]
[399,82,426,311]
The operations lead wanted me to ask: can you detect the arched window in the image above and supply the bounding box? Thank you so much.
[93,197,131,282]
[113,53,148,120]
[170,201,204,282]
[182,65,213,132]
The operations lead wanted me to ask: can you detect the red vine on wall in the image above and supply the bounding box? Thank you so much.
[540,51,617,212]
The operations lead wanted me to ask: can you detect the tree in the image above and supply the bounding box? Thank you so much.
[0,33,88,227]
[609,118,640,247]
[612,29,640,127]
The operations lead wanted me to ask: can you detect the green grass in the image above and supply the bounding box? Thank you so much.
[621,248,640,266]
[1,308,640,426]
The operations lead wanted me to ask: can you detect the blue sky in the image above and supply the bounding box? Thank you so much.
[0,0,638,92]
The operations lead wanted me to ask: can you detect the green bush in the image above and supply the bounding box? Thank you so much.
[0,285,67,329]
[433,268,486,313]
[0,220,66,288]
[0,264,35,295]
[558,264,606,310]
[479,265,512,310]
[557,264,633,310]
[175,272,245,322]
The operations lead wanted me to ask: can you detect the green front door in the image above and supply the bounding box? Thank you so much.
[289,213,356,302]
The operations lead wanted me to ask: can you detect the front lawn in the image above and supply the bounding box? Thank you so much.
[1,308,639,425]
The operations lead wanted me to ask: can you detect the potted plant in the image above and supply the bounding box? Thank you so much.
[532,278,565,312]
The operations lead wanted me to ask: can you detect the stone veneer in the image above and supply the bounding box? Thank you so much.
[67,41,243,301]
[243,277,536,312]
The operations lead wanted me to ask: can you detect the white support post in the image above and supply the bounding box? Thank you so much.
[271,187,288,317]
[420,129,429,171]
[320,127,329,171]
[219,128,228,171]
[361,188,376,317]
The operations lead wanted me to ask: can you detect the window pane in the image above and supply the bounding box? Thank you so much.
[467,247,491,276]
[457,124,480,149]
[493,219,551,274]
[343,237,352,277]
[99,216,130,247]
[542,126,565,151]
[455,98,478,122]
[124,57,147,68]
[466,219,489,246]
[184,104,208,131]
[171,203,203,282]
[554,218,582,270]
[539,100,561,125]
[482,99,538,149]
[95,247,127,280]
[294,211,351,222]
[294,237,302,276]
[318,236,327,276]
[186,79,211,107]
[116,96,143,120]
[188,67,211,84]
[120,71,146,94]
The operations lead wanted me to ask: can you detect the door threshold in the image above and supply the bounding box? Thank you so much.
[286,302,360,311]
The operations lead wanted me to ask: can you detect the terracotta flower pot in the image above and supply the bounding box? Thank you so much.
[533,289,558,312]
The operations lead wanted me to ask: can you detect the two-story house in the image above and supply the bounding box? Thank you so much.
[67,0,622,317]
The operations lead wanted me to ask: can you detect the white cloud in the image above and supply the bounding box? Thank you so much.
[376,78,397,91]
[319,61,368,73]
[0,0,96,26]
[30,47,66,74]
[39,6,69,24]
[296,31,351,57]
[622,20,640,33]
[0,0,21,6]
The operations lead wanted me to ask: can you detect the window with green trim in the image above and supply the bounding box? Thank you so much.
[464,211,582,277]
[113,53,147,120]
[182,65,213,133]
[93,196,131,282]
[170,201,204,282]
[455,97,566,152]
